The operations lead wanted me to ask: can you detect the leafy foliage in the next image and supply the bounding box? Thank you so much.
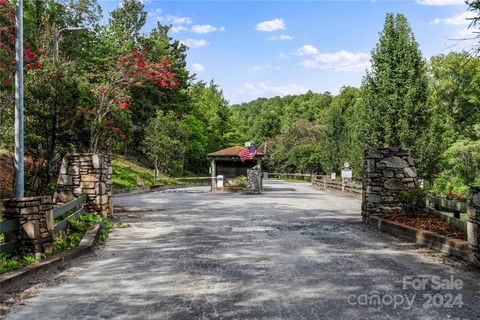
[397,187,427,216]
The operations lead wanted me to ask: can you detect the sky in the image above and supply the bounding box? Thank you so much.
[98,0,477,104]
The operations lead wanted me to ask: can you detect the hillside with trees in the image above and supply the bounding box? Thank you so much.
[231,13,480,198]
[0,0,237,196]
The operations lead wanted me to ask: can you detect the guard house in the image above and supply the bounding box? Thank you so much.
[207,146,264,188]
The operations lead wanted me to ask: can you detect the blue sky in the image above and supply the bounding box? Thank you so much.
[99,0,477,104]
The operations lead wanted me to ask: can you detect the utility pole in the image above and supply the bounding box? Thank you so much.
[14,0,24,198]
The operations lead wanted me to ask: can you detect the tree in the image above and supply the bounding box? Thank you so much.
[467,0,480,54]
[142,111,187,176]
[322,87,360,174]
[359,13,429,165]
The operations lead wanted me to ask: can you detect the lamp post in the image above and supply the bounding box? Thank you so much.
[53,27,84,64]
[14,0,24,198]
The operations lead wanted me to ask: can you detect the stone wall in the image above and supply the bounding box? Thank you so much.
[362,148,419,220]
[2,196,54,256]
[54,154,113,218]
[467,186,480,253]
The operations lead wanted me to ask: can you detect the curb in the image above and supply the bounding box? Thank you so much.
[0,223,101,295]
[367,216,480,268]
[113,182,210,195]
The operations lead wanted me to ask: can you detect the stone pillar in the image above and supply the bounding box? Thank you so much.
[54,154,113,218]
[245,165,262,194]
[2,196,54,256]
[362,148,419,220]
[467,186,480,253]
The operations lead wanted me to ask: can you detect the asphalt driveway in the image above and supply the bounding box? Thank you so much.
[4,180,480,319]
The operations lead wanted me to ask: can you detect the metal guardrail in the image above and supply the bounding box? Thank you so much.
[1,196,89,255]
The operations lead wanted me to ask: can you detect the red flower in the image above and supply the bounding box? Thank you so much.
[113,127,120,134]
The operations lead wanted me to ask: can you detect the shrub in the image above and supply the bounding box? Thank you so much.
[225,176,248,188]
[397,187,426,216]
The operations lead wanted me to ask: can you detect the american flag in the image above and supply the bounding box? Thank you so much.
[238,146,257,162]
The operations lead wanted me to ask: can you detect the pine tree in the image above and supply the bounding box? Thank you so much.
[360,13,428,150]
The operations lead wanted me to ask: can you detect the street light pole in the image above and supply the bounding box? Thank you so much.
[14,0,24,198]
[53,27,84,64]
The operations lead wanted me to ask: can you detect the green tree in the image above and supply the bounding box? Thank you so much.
[359,13,429,170]
[142,111,187,176]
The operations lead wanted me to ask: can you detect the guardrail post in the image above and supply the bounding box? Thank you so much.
[2,196,54,257]
[467,186,480,253]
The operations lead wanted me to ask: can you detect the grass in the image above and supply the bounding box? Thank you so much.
[112,156,210,189]
[112,156,157,189]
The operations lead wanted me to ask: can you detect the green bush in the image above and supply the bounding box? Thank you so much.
[430,174,469,198]
[397,187,427,216]
[225,176,248,188]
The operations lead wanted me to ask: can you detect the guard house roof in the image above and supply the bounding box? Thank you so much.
[207,146,264,158]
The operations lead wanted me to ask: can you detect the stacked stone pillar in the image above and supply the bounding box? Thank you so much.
[244,165,262,194]
[54,154,113,218]
[2,196,54,256]
[467,186,480,253]
[362,148,419,220]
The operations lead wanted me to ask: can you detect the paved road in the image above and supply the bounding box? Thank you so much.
[4,181,480,319]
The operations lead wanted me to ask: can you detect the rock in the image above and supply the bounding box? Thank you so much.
[384,178,403,190]
[382,170,394,178]
[21,221,39,239]
[378,156,409,169]
[403,167,417,178]
[365,149,383,159]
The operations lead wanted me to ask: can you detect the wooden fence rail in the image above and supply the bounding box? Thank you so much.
[0,196,89,255]
[425,195,467,232]
[313,178,362,193]
[0,219,18,255]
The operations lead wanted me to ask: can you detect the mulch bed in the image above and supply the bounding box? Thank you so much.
[381,213,467,241]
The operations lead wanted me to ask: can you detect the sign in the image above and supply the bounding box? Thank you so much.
[341,167,352,179]
[245,141,251,147]
[331,172,336,180]
[216,175,224,188]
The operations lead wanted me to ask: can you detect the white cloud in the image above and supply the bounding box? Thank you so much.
[456,27,478,38]
[417,0,465,5]
[297,44,319,56]
[191,24,225,34]
[170,25,188,33]
[268,34,294,41]
[238,81,307,97]
[148,8,162,17]
[256,18,286,32]
[181,38,209,48]
[249,64,281,71]
[431,12,476,25]
[192,63,205,72]
[160,14,193,25]
[299,50,370,72]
